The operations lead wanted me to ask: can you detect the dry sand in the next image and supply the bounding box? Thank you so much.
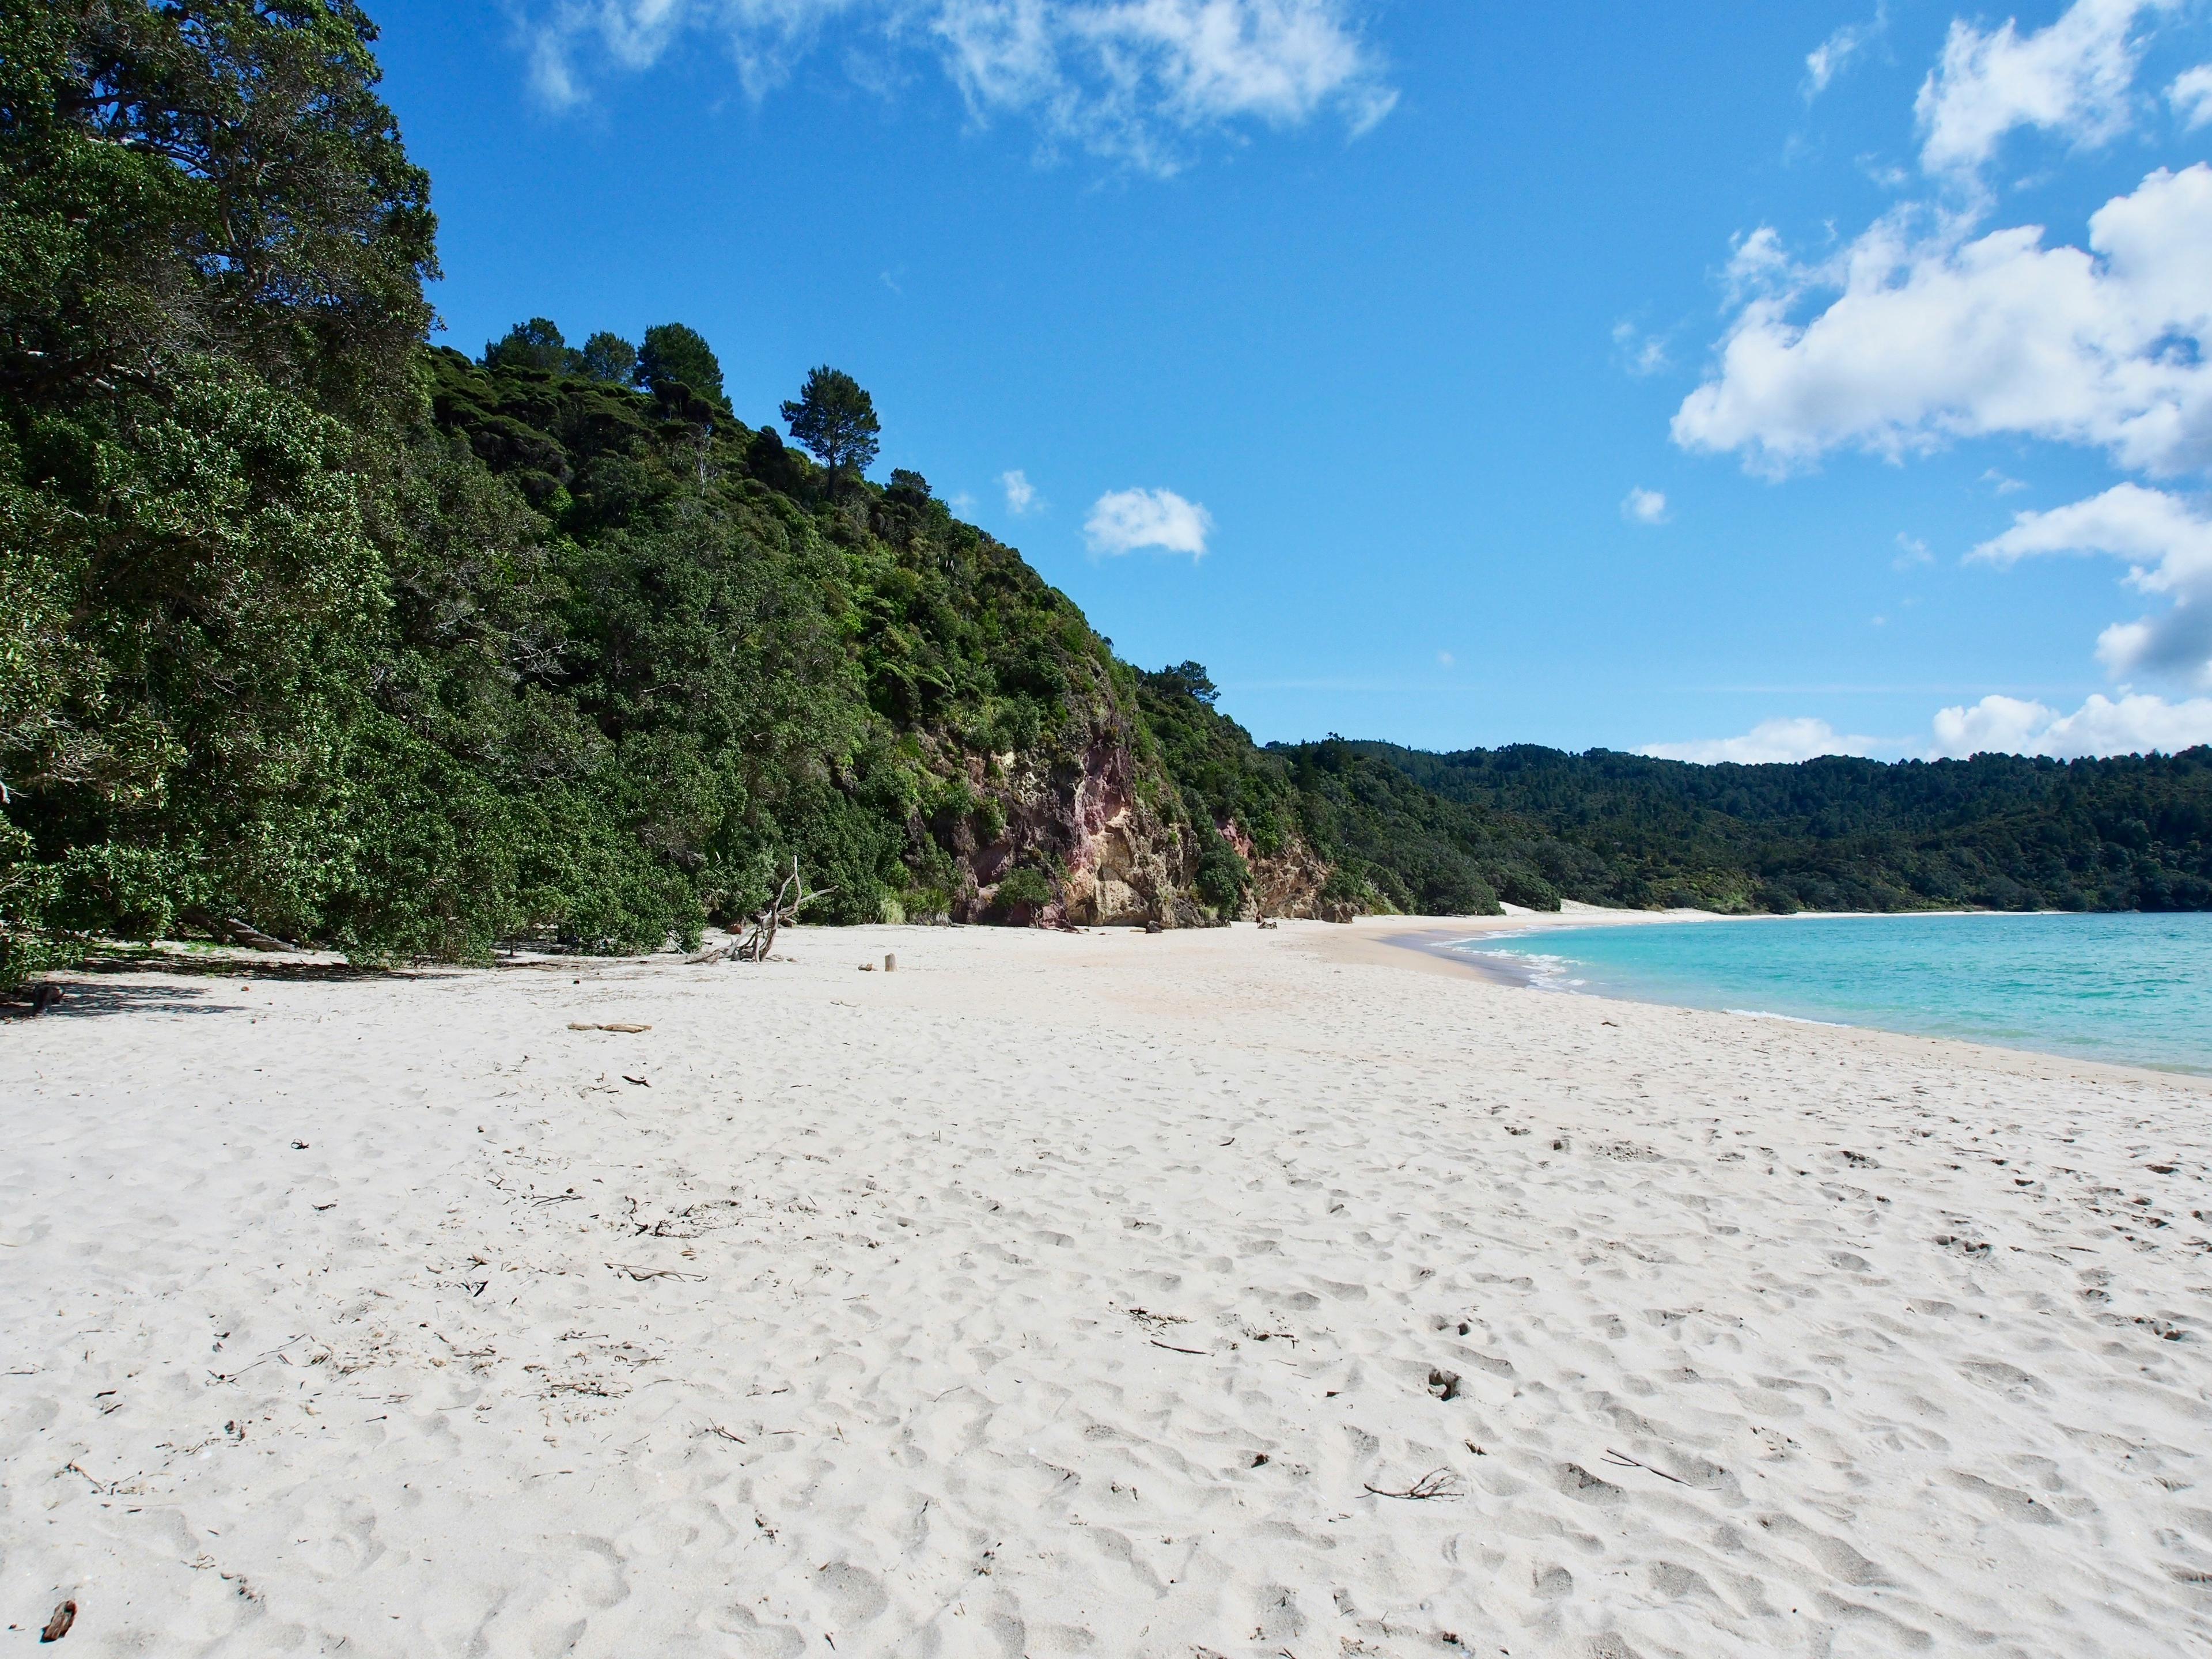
[3,918,2210,1657]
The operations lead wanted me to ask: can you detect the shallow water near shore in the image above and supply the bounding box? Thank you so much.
[1456,910,2212,1074]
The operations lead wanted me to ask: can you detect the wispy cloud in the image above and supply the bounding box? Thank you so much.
[1893,532,1933,569]
[1805,4,1886,101]
[517,0,1395,172]
[1610,320,1671,377]
[1085,486,1212,555]
[1621,486,1669,525]
[1915,0,2176,182]
[999,468,1039,513]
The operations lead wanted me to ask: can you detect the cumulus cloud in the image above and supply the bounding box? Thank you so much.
[1915,0,2173,181]
[1971,482,2212,684]
[520,0,1394,170]
[1805,6,1885,101]
[1642,718,1884,765]
[1930,689,2212,754]
[1673,164,2212,477]
[999,468,1039,513]
[1620,486,1669,525]
[1084,486,1213,555]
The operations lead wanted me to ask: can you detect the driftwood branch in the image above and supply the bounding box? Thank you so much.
[212,916,302,953]
[694,857,834,964]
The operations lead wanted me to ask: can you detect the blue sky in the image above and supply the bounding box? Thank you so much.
[367,0,2212,760]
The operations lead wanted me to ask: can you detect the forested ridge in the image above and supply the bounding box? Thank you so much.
[5,2,2209,988]
[1339,742,2212,915]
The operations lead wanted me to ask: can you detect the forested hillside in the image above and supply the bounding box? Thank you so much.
[1348,743,2212,914]
[4,2,2209,989]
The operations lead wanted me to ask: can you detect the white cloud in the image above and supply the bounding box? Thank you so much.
[1980,466,2029,493]
[1806,5,1886,101]
[520,0,1393,171]
[1931,690,2212,754]
[1642,717,1884,764]
[1673,164,2212,477]
[999,468,1039,513]
[1435,649,1454,668]
[1084,486,1213,555]
[1649,695,2212,763]
[2171,63,2212,127]
[1971,482,2212,684]
[1621,486,1670,525]
[1915,0,2173,181]
[1610,320,1671,377]
[1893,531,1933,567]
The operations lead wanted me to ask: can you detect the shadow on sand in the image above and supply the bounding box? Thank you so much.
[5,955,461,1021]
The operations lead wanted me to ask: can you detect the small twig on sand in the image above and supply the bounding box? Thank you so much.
[1363,1468,1463,1501]
[1149,1339,1210,1356]
[609,1263,706,1282]
[208,1335,307,1385]
[569,1021,650,1033]
[1602,1448,1688,1484]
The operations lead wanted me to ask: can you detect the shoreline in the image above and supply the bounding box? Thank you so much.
[1334,909,2212,1085]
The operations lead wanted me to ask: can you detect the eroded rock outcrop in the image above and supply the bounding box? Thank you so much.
[1220,820,1350,922]
[935,734,1204,929]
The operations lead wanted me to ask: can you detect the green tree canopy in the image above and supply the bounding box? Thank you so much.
[579,330,636,384]
[484,317,574,374]
[635,323,722,403]
[781,365,879,475]
[0,0,438,425]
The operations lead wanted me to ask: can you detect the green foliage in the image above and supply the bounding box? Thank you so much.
[994,865,1054,908]
[782,365,880,476]
[0,0,438,424]
[485,317,575,375]
[1134,664,1297,858]
[579,331,636,384]
[636,323,723,406]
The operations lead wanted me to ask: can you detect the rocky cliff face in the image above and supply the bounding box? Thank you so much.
[932,733,1206,929]
[1220,821,1351,922]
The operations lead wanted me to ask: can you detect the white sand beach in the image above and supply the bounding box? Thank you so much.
[3,918,2210,1658]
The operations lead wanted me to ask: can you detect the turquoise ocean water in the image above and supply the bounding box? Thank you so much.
[1453,912,2212,1075]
